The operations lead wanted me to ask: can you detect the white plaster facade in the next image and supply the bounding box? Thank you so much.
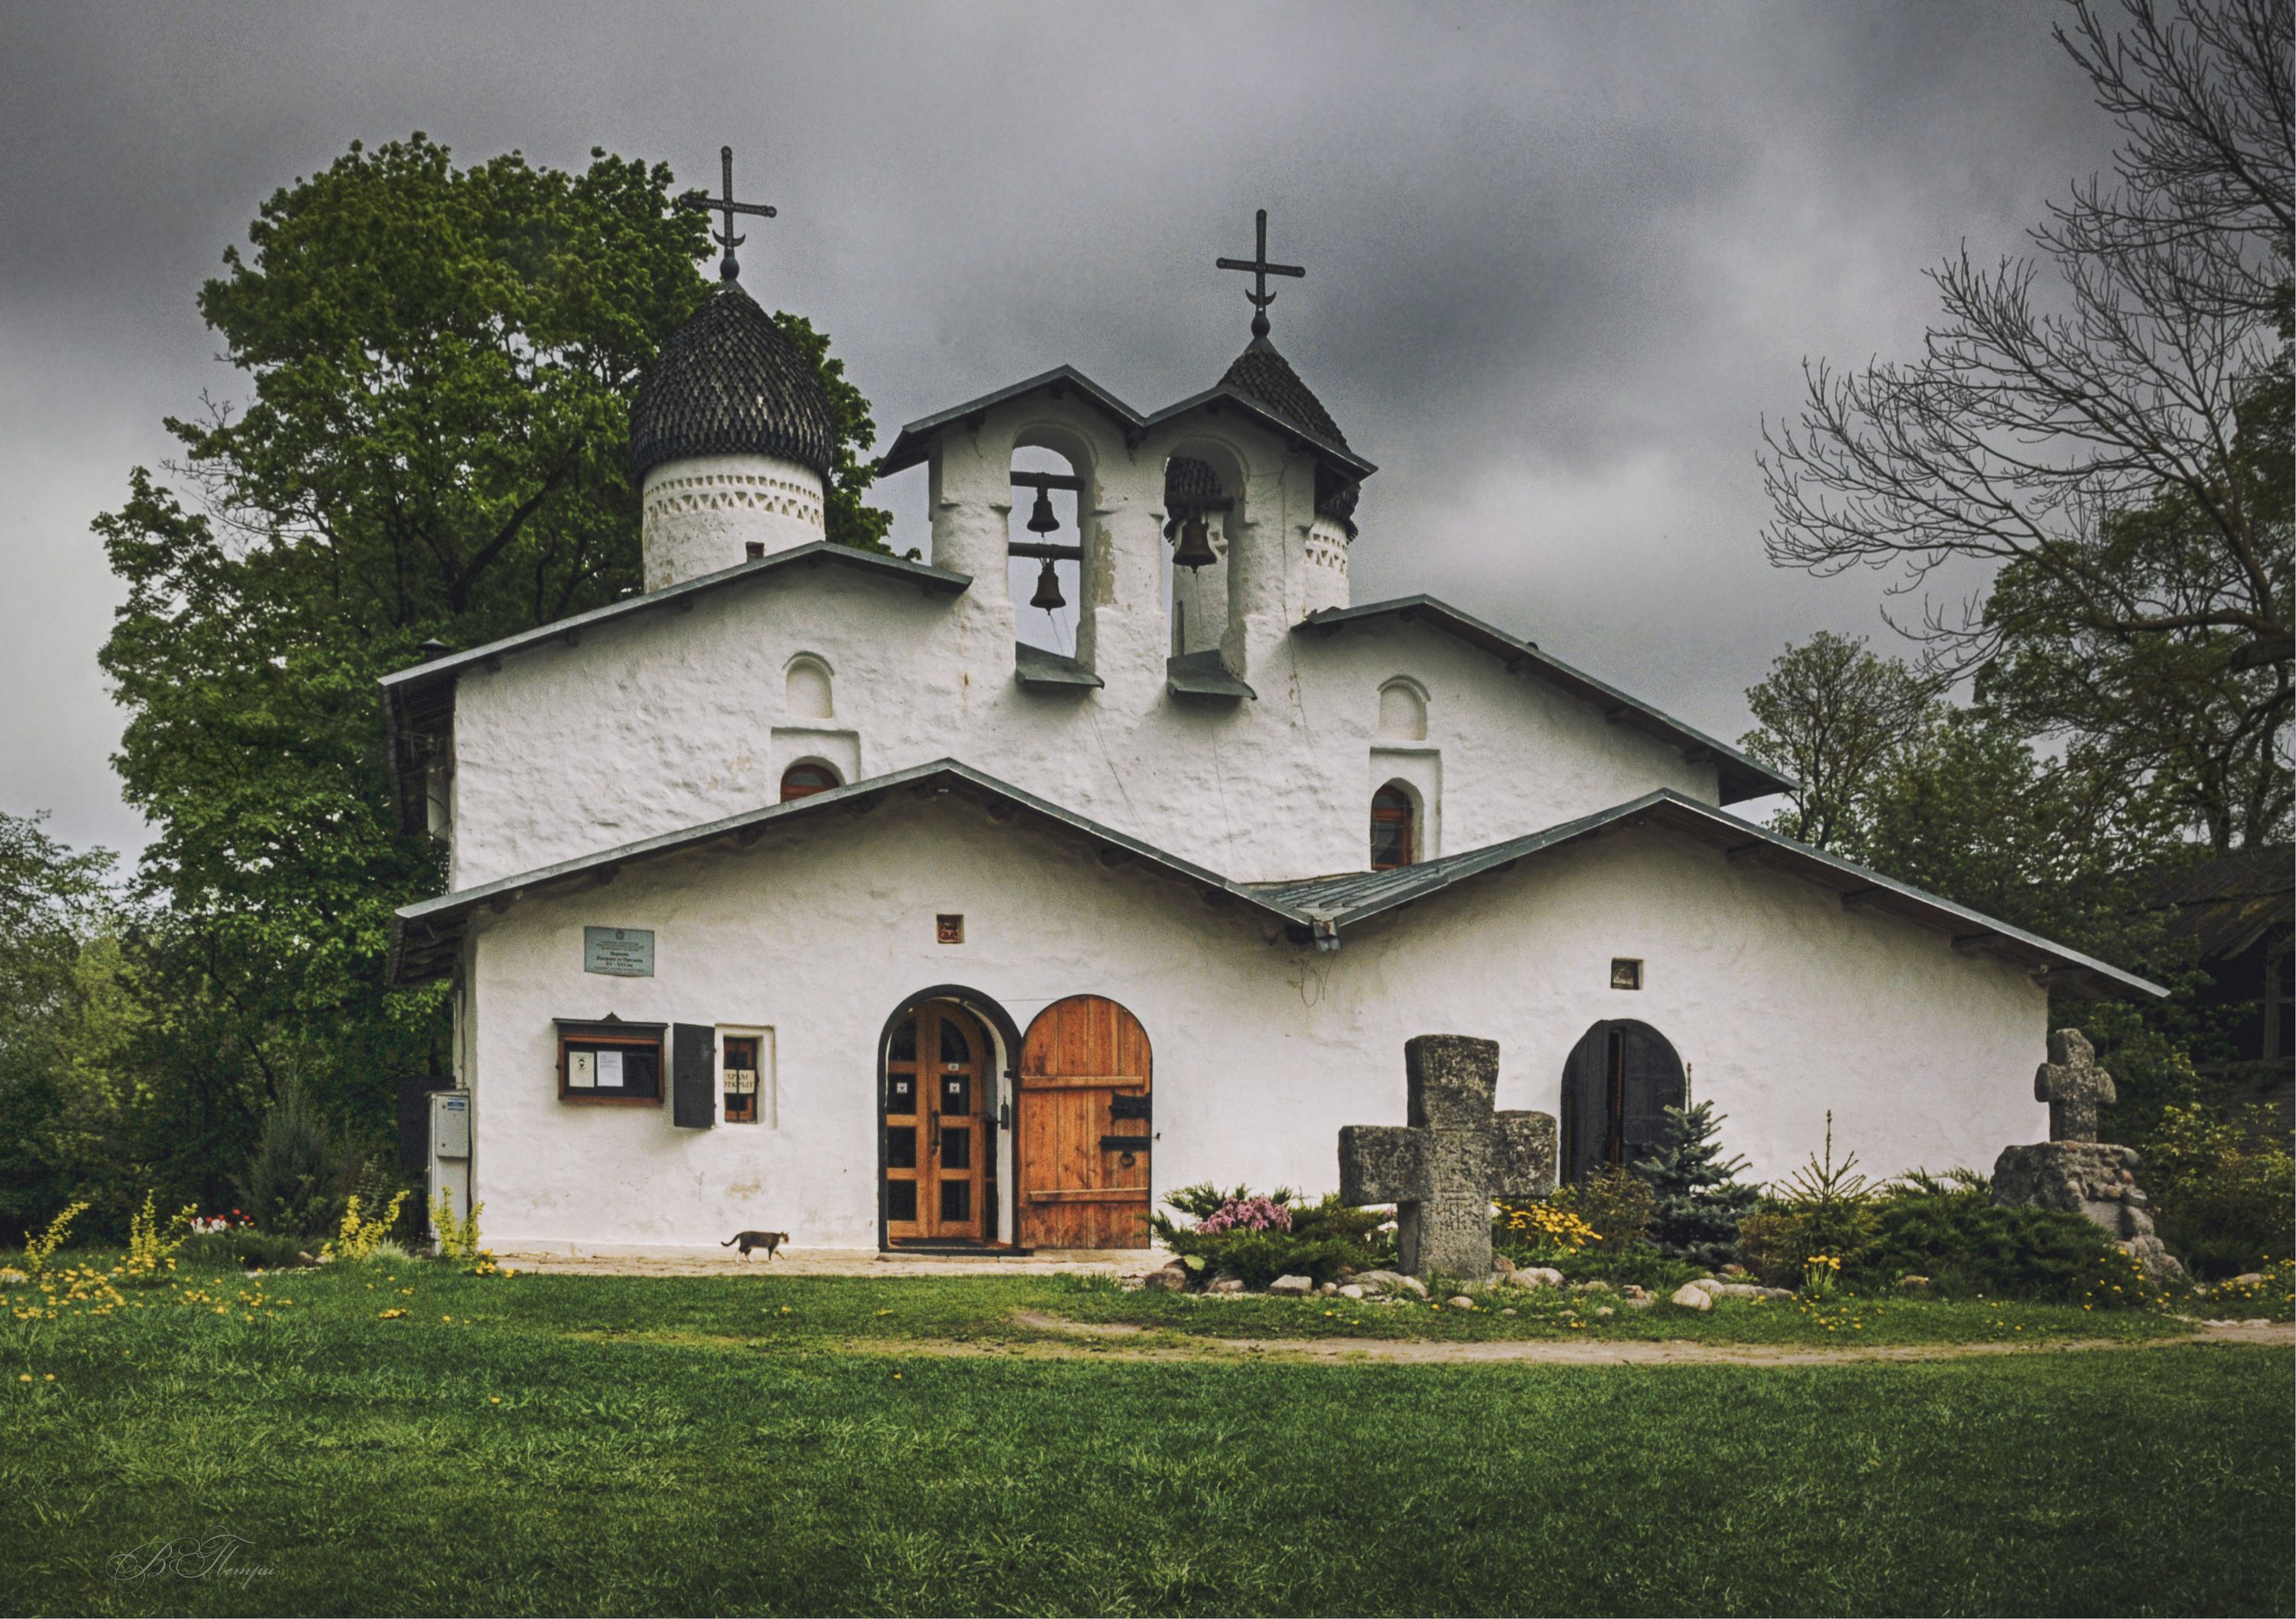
[387,348,2157,1259]
[457,793,2052,1256]
[641,451,825,591]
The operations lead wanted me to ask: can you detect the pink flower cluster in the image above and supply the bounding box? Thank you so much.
[1196,1196,1292,1234]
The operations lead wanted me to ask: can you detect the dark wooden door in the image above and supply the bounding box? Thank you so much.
[1017,995,1152,1249]
[884,1002,990,1243]
[1561,1020,1684,1184]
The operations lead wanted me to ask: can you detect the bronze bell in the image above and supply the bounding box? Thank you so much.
[1173,513,1217,571]
[1026,486,1060,534]
[1029,557,1065,611]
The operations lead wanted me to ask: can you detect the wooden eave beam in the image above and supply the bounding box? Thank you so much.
[1839,885,1885,910]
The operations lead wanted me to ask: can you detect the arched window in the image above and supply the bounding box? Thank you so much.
[781,762,840,803]
[1370,783,1417,871]
[1378,679,1427,741]
[785,656,833,720]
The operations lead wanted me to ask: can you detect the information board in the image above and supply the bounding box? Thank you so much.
[583,927,655,977]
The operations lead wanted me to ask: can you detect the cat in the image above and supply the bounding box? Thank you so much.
[721,1230,788,1260]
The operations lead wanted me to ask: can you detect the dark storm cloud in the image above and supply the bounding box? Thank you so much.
[0,1,2118,855]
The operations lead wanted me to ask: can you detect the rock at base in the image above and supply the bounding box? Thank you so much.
[1993,1140,2186,1282]
[1447,1295,1476,1310]
[1208,1276,1247,1295]
[1506,1266,1565,1291]
[1355,1270,1430,1299]
[1337,1284,1366,1299]
[1668,1283,1714,1311]
[1268,1274,1314,1297]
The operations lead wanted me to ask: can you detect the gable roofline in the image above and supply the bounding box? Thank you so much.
[1296,595,1794,806]
[380,542,970,695]
[879,366,1144,474]
[1251,788,2164,1000]
[386,758,1306,987]
[376,542,970,838]
[878,366,1376,487]
[392,760,2158,1000]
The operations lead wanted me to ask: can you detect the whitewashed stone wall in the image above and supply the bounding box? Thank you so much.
[447,562,1714,890]
[463,796,2047,1257]
[641,451,825,590]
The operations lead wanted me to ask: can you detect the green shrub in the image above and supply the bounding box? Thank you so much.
[236,1081,358,1239]
[1550,1168,1655,1253]
[1636,1103,1759,1269]
[1867,1195,2131,1303]
[179,1229,315,1271]
[2140,1103,2294,1279]
[1737,1204,1881,1286]
[1541,1243,1704,1294]
[1151,1189,1394,1286]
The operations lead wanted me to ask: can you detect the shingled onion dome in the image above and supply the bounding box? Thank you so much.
[628,282,838,481]
[1218,337,1361,533]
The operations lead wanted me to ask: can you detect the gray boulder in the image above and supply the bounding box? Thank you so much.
[1268,1274,1314,1297]
[1668,1283,1714,1311]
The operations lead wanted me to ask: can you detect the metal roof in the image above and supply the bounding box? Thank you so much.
[1296,595,1795,806]
[380,543,969,695]
[386,759,1306,985]
[391,758,2160,999]
[1251,787,2163,999]
[877,364,1377,489]
[377,543,970,837]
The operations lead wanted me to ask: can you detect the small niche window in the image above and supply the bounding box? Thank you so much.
[1378,678,1428,741]
[1371,783,1417,871]
[785,656,833,721]
[556,1019,665,1105]
[722,1033,762,1123]
[781,762,840,802]
[1611,958,1644,991]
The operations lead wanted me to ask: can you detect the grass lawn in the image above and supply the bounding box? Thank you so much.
[2,1260,2289,1617]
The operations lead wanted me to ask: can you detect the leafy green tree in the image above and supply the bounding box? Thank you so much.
[1739,632,1942,852]
[0,813,116,1239]
[1634,1103,1760,1270]
[92,135,891,1192]
[1760,0,2292,852]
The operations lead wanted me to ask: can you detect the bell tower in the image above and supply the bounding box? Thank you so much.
[628,148,836,591]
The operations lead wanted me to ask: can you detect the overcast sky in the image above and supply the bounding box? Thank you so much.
[0,0,2120,860]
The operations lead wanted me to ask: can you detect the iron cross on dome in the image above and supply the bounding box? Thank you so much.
[1216,207,1305,340]
[679,145,778,284]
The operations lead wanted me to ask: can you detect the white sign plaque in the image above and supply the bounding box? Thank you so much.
[597,1050,625,1089]
[583,927,654,976]
[568,1051,597,1089]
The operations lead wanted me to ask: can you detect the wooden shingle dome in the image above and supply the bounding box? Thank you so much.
[629,283,837,480]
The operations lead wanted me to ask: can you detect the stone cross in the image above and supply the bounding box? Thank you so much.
[1339,1034,1556,1279]
[2035,1028,2116,1142]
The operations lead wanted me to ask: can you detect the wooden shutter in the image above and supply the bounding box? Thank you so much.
[671,1023,716,1129]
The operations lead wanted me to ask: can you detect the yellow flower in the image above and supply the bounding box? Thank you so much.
[15,1374,27,1383]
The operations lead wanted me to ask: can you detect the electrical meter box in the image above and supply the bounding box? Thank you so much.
[432,1091,471,1160]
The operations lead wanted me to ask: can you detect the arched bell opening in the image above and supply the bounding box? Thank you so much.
[1160,439,1245,660]
[1558,1020,1687,1186]
[1007,432,1091,664]
[876,985,1026,1249]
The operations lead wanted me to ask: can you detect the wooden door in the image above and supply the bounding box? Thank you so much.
[883,1001,990,1243]
[1561,1020,1684,1184]
[1018,995,1152,1249]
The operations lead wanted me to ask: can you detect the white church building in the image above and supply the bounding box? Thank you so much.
[383,196,2157,1257]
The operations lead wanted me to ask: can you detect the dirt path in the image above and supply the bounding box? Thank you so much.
[960,1311,2295,1367]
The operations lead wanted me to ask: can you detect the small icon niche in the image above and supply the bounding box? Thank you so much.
[936,914,965,945]
[1609,958,1644,991]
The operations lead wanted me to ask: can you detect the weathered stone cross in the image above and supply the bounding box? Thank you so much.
[2035,1028,2116,1143]
[1339,1035,1557,1279]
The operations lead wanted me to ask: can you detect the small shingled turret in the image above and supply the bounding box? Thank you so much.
[628,147,839,590]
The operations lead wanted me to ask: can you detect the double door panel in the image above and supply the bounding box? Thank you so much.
[1017,995,1152,1249]
[884,1002,988,1243]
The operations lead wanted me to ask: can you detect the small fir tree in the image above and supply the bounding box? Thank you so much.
[1636,1102,1760,1269]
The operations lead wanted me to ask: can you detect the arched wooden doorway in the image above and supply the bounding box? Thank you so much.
[882,999,994,1245]
[1560,1020,1685,1184]
[1017,995,1153,1249]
